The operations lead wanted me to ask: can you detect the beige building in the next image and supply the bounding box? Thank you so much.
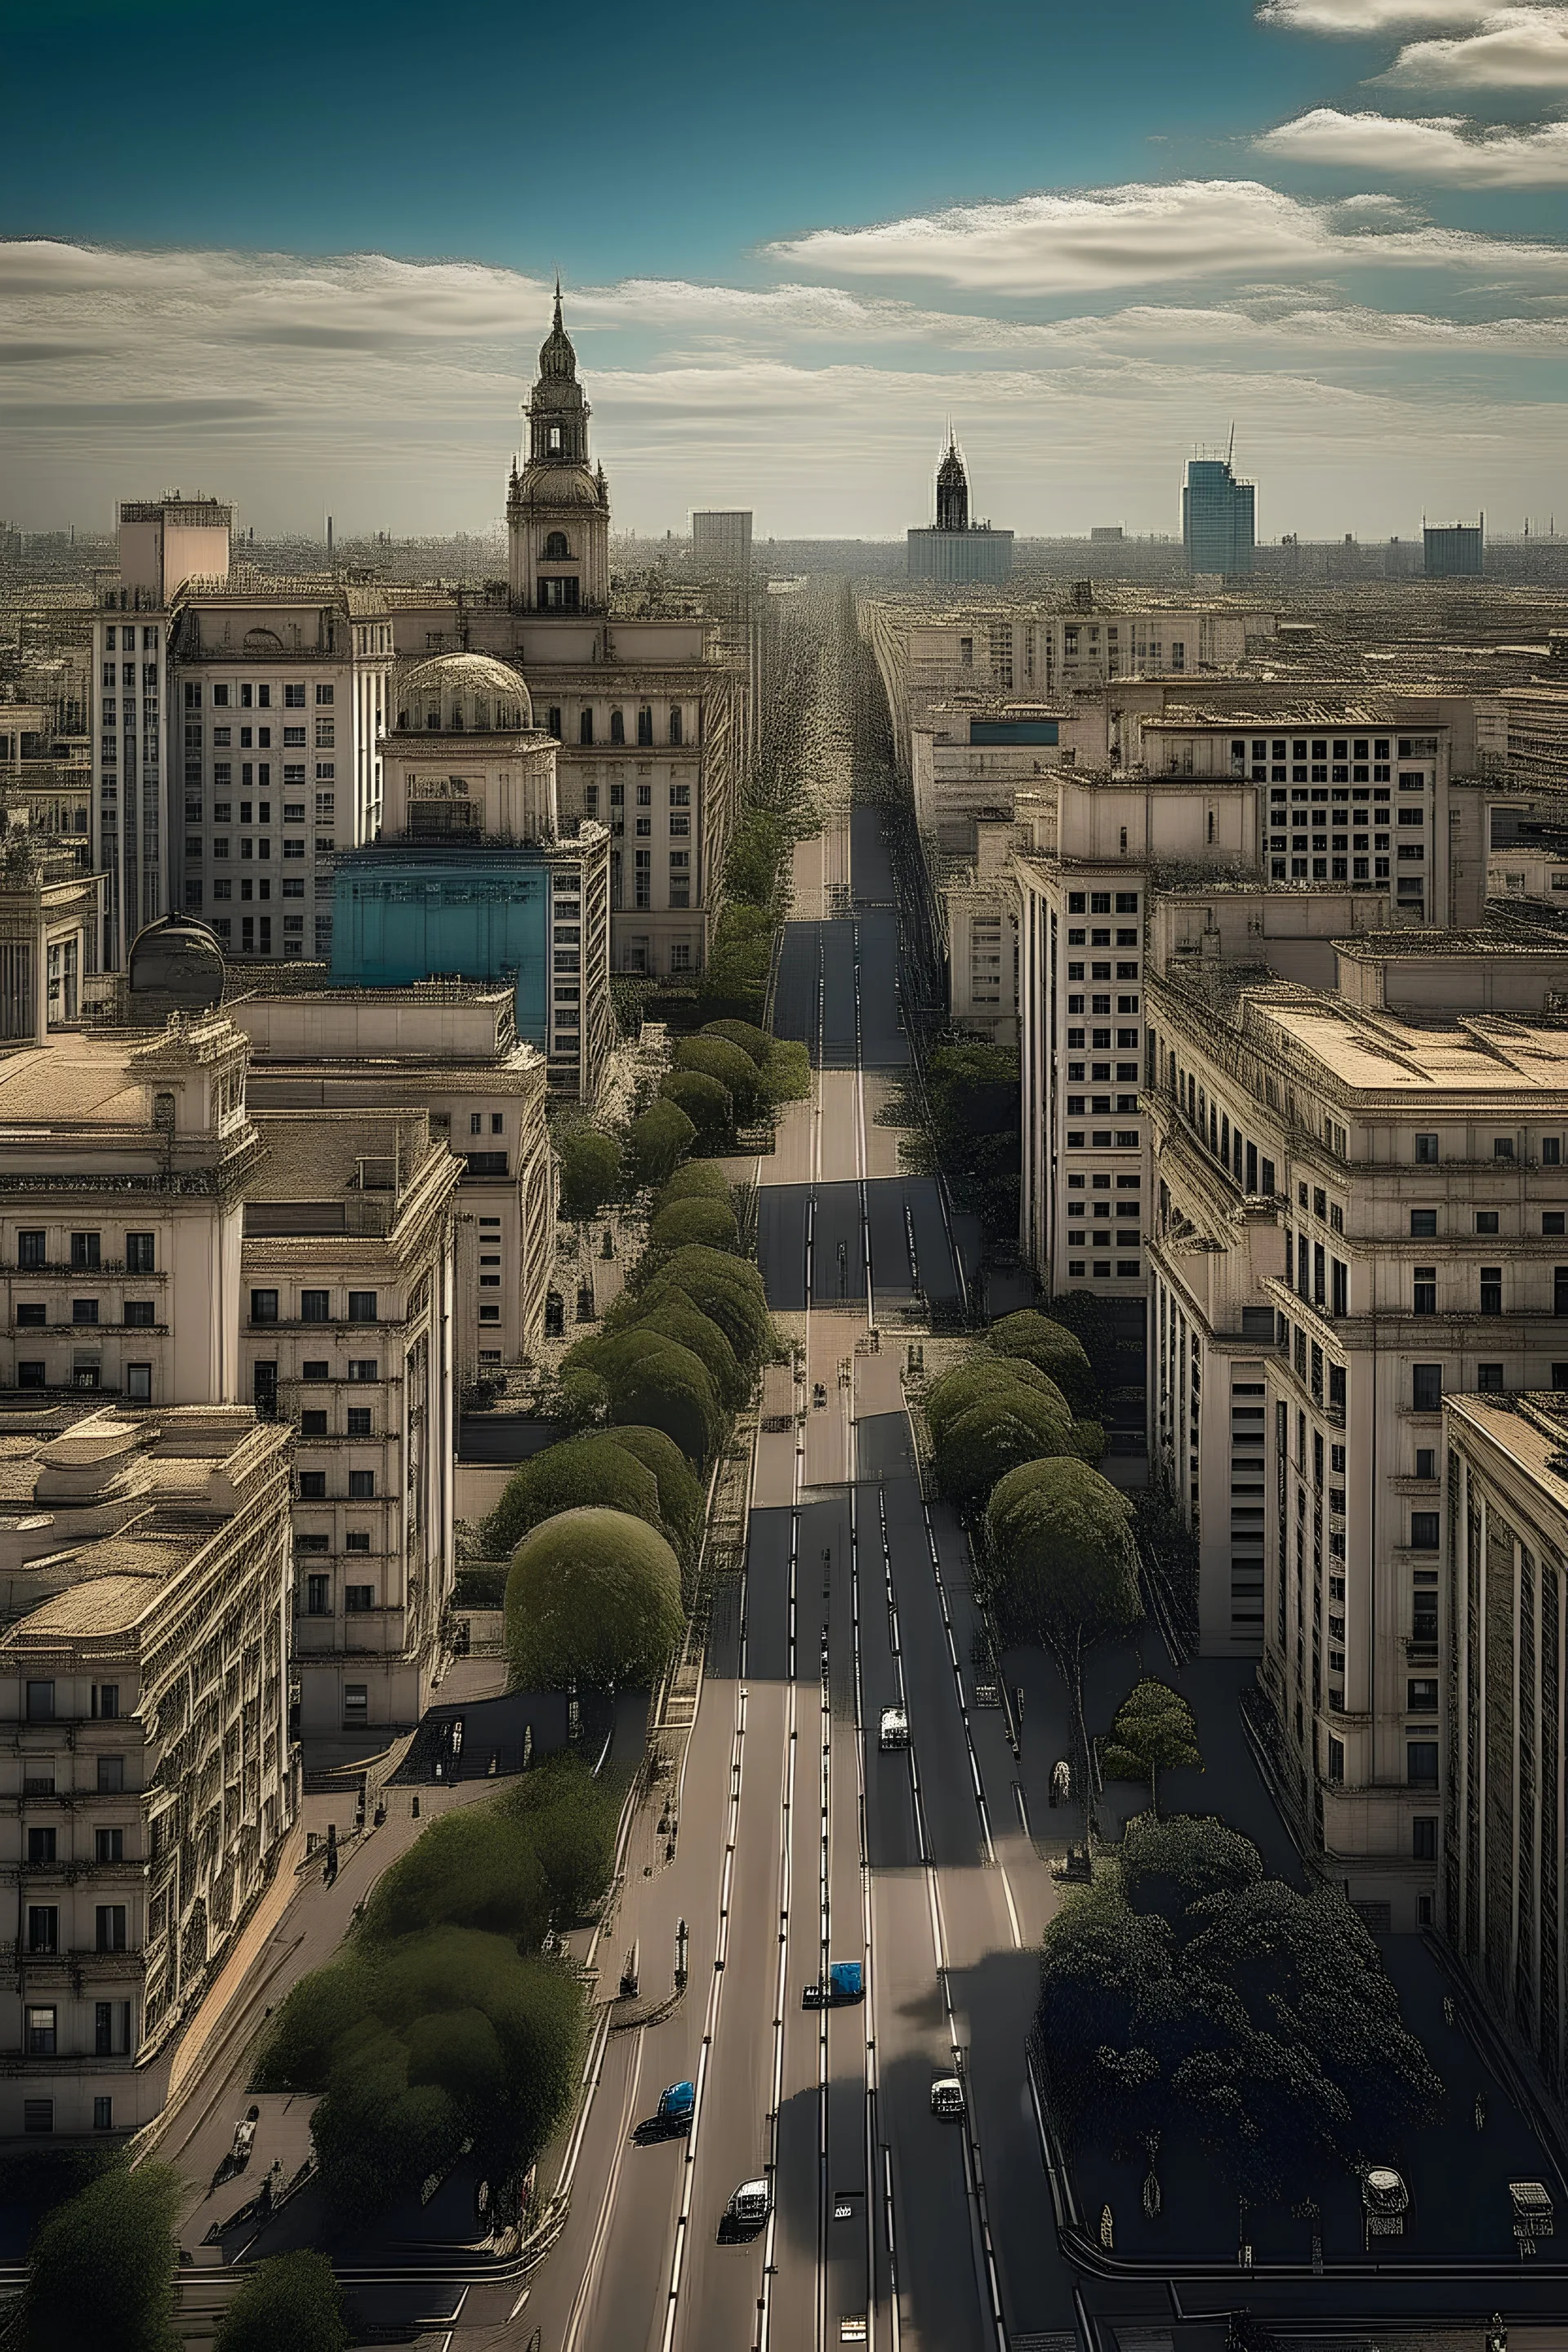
[1144,937,1568,1927]
[228,984,555,1372]
[239,1110,461,1740]
[0,1401,295,2140]
[1442,1389,1568,2107]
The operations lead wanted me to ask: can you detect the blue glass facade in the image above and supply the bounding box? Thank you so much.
[1183,458,1255,577]
[331,849,551,1044]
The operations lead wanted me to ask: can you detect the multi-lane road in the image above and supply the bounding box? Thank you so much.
[456,798,1080,2352]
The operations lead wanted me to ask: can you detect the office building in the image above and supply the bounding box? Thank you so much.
[1441,1389,1568,2107]
[1143,933,1568,1925]
[1425,522,1484,580]
[1183,455,1256,578]
[693,511,753,574]
[906,435,1014,584]
[0,1400,296,2138]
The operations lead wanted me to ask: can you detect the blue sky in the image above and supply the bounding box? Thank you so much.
[4,0,1568,536]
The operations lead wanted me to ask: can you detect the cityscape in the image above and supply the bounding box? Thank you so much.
[5,2,1568,2350]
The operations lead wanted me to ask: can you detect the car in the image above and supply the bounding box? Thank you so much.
[1361,2166,1410,2238]
[878,1706,908,1751]
[929,2076,964,2119]
[654,2081,694,2136]
[728,2178,771,2230]
[803,1959,864,2008]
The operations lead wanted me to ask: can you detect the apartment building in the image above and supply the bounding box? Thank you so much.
[91,497,233,969]
[1442,1389,1568,2109]
[0,1401,295,2140]
[229,986,555,1371]
[1144,935,1568,1927]
[0,1009,255,1407]
[239,1111,461,1740]
[912,702,1110,853]
[167,570,392,968]
[0,835,100,1043]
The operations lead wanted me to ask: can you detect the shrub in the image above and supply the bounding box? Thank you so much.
[933,1388,1076,1508]
[254,1951,375,2093]
[636,1244,773,1371]
[215,2251,347,2352]
[618,1298,746,1412]
[672,1036,762,1125]
[648,1196,741,1256]
[988,1310,1097,1416]
[22,2160,182,2352]
[509,1755,624,1922]
[761,1038,811,1102]
[660,1069,733,1150]
[654,1160,733,1212]
[626,1098,695,1190]
[568,1329,723,1463]
[923,1355,1067,1447]
[483,1433,662,1556]
[506,1507,684,1690]
[357,1804,551,1950]
[557,1128,621,1222]
[701,1018,771,1066]
[603,1424,706,1557]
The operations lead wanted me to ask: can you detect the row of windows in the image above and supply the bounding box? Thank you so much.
[1410,1207,1565,1236]
[1412,1133,1560,1165]
[102,626,158,650]
[11,1362,154,1400]
[1410,1265,1568,1315]
[14,1303,158,1327]
[183,682,334,709]
[11,1232,154,1272]
[298,1470,378,1499]
[186,724,333,749]
[250,1290,379,1325]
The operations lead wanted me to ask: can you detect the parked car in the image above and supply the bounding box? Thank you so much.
[930,2076,964,2119]
[728,2178,771,2231]
[653,2081,694,2137]
[878,1707,909,1750]
[1362,2167,1410,2239]
[803,1960,864,2009]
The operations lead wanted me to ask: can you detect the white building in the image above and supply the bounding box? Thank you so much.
[1442,1388,1568,2106]
[1144,935,1568,1927]
[0,1400,296,2140]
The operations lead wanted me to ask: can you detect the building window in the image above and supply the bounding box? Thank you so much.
[95,1827,124,1864]
[125,1232,155,1273]
[306,1575,331,1615]
[91,1683,118,1719]
[98,1753,123,1793]
[1480,1266,1502,1315]
[636,707,653,746]
[610,710,625,745]
[70,1232,100,1271]
[25,1680,53,1722]
[250,1289,278,1325]
[1412,1363,1442,1412]
[17,1231,45,1271]
[94,2097,114,2132]
[348,1291,377,1322]
[298,1472,327,1499]
[1414,1134,1438,1164]
[95,1905,127,1953]
[23,2101,53,2136]
[301,1290,330,1323]
[1409,1209,1437,1238]
[25,2008,56,2057]
[349,1358,379,1382]
[126,1362,151,1401]
[343,1685,368,1726]
[347,1407,372,1437]
[579,708,594,745]
[1412,1266,1437,1315]
[348,1469,376,1499]
[670,707,683,746]
[1406,1741,1439,1787]
[1412,1816,1438,1860]
[27,1907,58,1955]
[1410,1512,1441,1550]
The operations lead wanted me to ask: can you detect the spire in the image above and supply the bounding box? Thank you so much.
[553,273,564,334]
[935,429,969,532]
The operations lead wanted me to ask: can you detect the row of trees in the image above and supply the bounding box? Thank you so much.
[19,2166,346,2352]
[1038,1813,1444,2204]
[558,1017,808,1214]
[926,1040,1023,1241]
[253,1756,616,2217]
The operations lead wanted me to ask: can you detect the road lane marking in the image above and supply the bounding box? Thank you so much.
[559,2031,644,2352]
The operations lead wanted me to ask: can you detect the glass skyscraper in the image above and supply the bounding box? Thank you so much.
[1183,456,1256,577]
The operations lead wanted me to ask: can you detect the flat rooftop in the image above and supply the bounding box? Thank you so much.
[1254,995,1568,1094]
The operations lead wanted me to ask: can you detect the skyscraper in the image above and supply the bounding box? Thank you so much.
[907,433,1013,582]
[1183,452,1256,577]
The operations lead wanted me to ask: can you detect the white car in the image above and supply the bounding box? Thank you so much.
[728,2178,771,2230]
[929,2076,964,2119]
[878,1706,909,1750]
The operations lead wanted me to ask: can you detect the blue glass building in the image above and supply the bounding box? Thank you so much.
[1183,456,1256,577]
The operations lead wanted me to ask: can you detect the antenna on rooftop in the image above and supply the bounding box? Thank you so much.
[1227,421,1236,469]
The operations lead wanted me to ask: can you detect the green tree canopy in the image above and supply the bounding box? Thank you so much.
[22,2160,182,2352]
[566,1328,723,1463]
[506,1506,684,1690]
[483,1432,662,1557]
[1119,1811,1264,1925]
[933,1387,1076,1508]
[604,1424,705,1557]
[215,2252,347,2352]
[701,1018,772,1067]
[761,1038,811,1103]
[557,1128,621,1223]
[724,809,789,908]
[506,1753,624,1924]
[988,1309,1098,1416]
[986,1456,1142,1657]
[672,1036,762,1125]
[924,1354,1068,1448]
[626,1098,696,1190]
[636,1244,773,1371]
[356,1803,551,1950]
[617,1296,746,1412]
[660,1069,733,1150]
[654,1160,734,1212]
[648,1196,742,1257]
[1101,1677,1203,1815]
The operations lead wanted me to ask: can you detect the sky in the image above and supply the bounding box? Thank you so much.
[4,0,1568,540]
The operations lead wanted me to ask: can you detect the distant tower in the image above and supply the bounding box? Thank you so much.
[1183,449,1256,577]
[507,283,611,614]
[936,434,969,533]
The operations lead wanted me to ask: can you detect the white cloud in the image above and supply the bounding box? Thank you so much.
[1382,6,1568,82]
[1258,104,1568,177]
[1259,0,1496,29]
[766,178,1568,293]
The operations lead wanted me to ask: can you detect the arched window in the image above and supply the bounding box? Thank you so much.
[548,425,562,453]
[610,710,626,746]
[544,530,570,561]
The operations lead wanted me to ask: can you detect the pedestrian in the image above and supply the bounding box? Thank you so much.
[1051,1758,1071,1807]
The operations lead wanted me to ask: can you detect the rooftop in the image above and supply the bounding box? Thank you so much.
[1446,1392,1568,1512]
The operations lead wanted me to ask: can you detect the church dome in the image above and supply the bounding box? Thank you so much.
[515,462,604,510]
[395,653,532,735]
[127,914,225,1011]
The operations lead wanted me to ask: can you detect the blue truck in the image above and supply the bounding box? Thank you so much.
[653,2081,695,2136]
[802,1960,864,2010]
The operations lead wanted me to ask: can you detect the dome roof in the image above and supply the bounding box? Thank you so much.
[127,914,225,1011]
[516,462,604,510]
[394,652,532,735]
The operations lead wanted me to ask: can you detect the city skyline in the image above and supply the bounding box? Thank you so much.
[7,0,1568,537]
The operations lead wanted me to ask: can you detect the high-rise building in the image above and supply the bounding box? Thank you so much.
[907,435,1013,583]
[1183,454,1255,577]
[693,511,753,574]
[1425,522,1484,579]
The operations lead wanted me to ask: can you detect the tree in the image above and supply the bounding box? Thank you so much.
[648,1196,741,1256]
[660,1069,733,1151]
[933,1388,1075,1510]
[626,1098,695,1190]
[701,1018,772,1067]
[672,1036,761,1125]
[23,2161,183,2352]
[655,1160,734,1211]
[506,1506,684,1690]
[509,1754,624,1922]
[621,1296,746,1411]
[557,1128,621,1223]
[986,1457,1142,1795]
[254,1952,376,2093]
[604,1424,705,1558]
[724,809,788,908]
[636,1244,773,1371]
[761,1037,811,1102]
[924,1354,1068,1447]
[987,1309,1098,1416]
[483,1432,662,1556]
[216,2252,347,2352]
[1101,1677,1203,1816]
[357,1803,551,1949]
[567,1328,723,1463]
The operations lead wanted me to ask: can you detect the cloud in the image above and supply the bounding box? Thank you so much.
[1381,6,1568,82]
[765,178,1568,292]
[1258,0,1495,28]
[1258,103,1568,176]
